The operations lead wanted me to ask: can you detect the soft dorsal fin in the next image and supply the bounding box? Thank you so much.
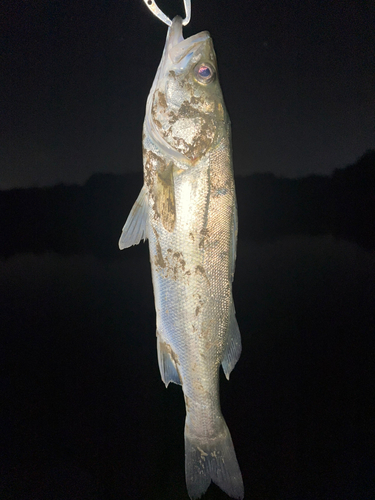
[119,185,149,249]
[221,303,242,380]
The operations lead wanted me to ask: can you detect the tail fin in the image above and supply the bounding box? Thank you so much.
[184,417,244,500]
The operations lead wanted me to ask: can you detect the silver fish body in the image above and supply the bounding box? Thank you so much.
[119,16,243,499]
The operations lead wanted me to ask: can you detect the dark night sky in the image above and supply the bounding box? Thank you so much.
[1,0,374,189]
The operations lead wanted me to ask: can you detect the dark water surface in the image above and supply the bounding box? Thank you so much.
[1,235,374,499]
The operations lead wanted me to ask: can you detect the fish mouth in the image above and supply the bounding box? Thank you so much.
[166,16,210,67]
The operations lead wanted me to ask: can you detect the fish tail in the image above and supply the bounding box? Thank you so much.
[184,416,244,500]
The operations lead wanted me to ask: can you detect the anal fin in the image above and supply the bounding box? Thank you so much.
[157,332,181,387]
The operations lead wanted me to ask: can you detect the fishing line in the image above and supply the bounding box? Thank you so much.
[143,0,191,26]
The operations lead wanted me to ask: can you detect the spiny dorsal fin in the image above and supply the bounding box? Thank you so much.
[231,197,238,281]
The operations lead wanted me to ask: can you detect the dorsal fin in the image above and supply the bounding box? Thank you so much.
[221,303,242,380]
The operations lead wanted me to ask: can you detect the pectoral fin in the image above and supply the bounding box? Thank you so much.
[155,162,176,232]
[157,332,181,387]
[118,185,148,249]
[222,303,242,380]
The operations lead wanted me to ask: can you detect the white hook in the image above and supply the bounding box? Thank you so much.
[143,0,191,26]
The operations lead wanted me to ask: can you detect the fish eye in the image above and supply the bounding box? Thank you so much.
[194,62,215,85]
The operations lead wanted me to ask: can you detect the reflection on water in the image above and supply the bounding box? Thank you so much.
[1,235,374,499]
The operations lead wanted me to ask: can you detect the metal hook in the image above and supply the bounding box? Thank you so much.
[143,0,191,26]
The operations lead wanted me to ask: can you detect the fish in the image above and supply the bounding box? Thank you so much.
[119,13,243,500]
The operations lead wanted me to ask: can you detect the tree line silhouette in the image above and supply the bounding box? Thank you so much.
[1,150,374,259]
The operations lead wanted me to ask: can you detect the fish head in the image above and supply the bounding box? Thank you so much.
[145,15,229,164]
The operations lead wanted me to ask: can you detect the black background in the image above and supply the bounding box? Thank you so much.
[1,153,374,498]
